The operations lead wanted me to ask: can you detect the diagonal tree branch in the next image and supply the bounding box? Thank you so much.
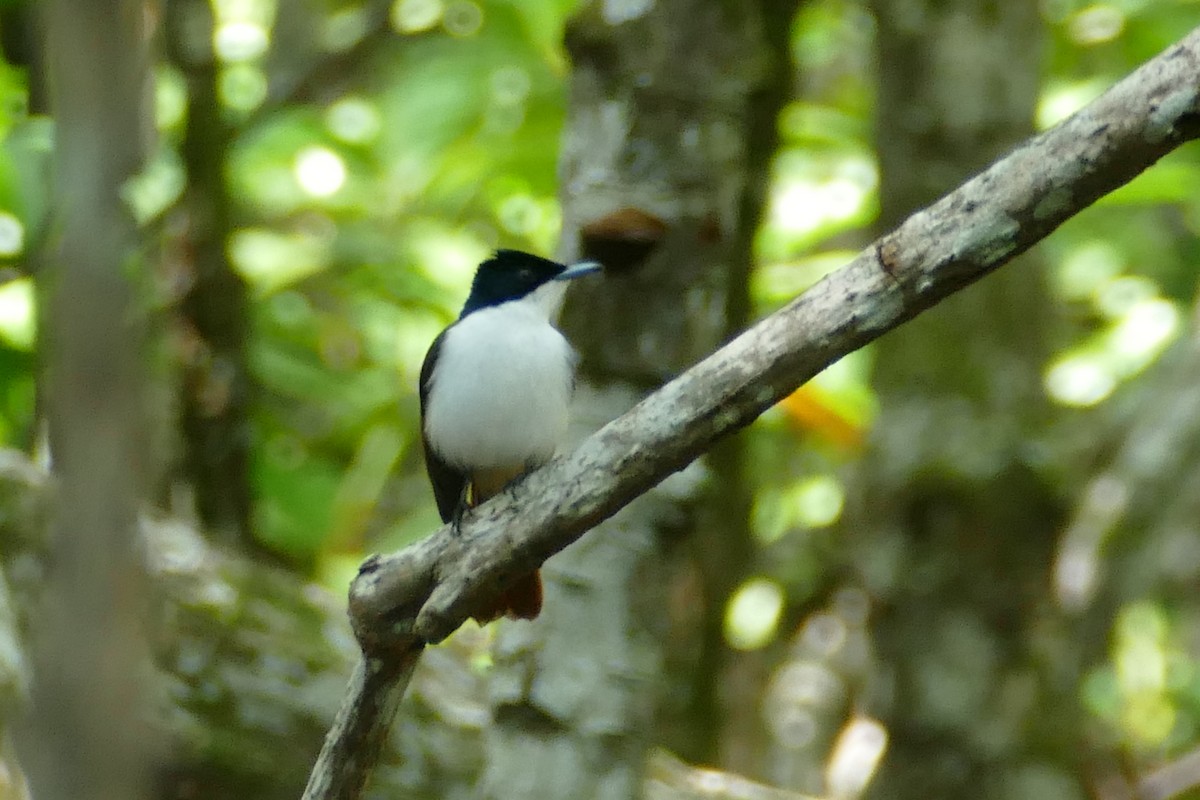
[356,26,1200,645]
[303,25,1200,800]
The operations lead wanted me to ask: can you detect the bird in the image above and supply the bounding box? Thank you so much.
[418,249,601,622]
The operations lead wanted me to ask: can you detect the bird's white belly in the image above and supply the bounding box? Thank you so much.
[424,306,575,471]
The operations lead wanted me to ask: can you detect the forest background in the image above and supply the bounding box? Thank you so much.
[2,1,1200,799]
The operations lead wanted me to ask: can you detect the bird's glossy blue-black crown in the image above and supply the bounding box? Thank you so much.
[460,250,570,317]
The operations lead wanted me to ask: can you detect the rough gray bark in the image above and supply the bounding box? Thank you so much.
[317,25,1200,800]
[21,2,158,799]
[672,0,799,766]
[351,26,1200,646]
[841,2,1070,798]
[473,2,785,797]
[873,0,1046,217]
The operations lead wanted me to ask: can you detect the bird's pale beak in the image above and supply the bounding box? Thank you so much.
[554,261,603,281]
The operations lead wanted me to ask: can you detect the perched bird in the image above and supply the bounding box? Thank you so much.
[419,249,601,622]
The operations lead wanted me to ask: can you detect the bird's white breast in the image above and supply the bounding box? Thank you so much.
[423,298,576,471]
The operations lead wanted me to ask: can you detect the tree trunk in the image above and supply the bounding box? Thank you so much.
[476,1,788,796]
[20,2,159,799]
[844,2,1085,798]
[165,0,255,549]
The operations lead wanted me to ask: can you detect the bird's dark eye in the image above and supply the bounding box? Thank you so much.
[519,268,534,281]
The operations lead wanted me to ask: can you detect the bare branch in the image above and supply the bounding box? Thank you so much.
[300,655,421,800]
[304,25,1200,800]
[356,27,1200,645]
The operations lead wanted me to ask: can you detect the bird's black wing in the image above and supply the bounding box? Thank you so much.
[419,328,467,523]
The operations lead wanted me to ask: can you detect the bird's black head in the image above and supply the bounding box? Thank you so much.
[460,250,598,317]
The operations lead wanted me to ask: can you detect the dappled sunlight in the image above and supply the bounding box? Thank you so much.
[1112,297,1178,359]
[1116,604,1169,696]
[325,97,382,144]
[1037,79,1109,128]
[1054,474,1129,610]
[215,21,270,62]
[443,2,484,37]
[0,212,24,258]
[1085,602,1199,753]
[294,146,347,198]
[1044,293,1179,406]
[154,67,187,131]
[1053,241,1123,300]
[392,0,444,33]
[124,148,187,223]
[765,153,877,249]
[751,249,858,307]
[323,7,372,51]
[1045,239,1181,407]
[725,577,784,651]
[751,473,846,544]
[407,222,491,292]
[0,277,34,350]
[825,717,887,800]
[7,0,1200,795]
[768,661,842,735]
[793,475,845,529]
[1067,4,1126,46]
[771,177,864,234]
[219,63,268,111]
[1045,355,1117,406]
[742,589,881,795]
[229,225,335,294]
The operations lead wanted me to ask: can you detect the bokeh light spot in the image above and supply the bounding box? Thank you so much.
[444,1,483,36]
[391,0,443,32]
[768,156,876,236]
[725,577,784,651]
[229,227,333,294]
[1111,298,1178,362]
[1095,275,1156,319]
[825,717,888,799]
[795,474,844,528]
[214,21,270,62]
[219,64,268,111]
[294,147,347,198]
[1055,241,1122,301]
[491,66,531,104]
[155,68,187,131]
[0,213,25,257]
[1069,5,1125,46]
[326,97,381,144]
[497,194,542,235]
[124,151,187,224]
[1045,356,1115,407]
[324,8,370,50]
[409,225,491,292]
[0,277,36,350]
[1037,79,1107,129]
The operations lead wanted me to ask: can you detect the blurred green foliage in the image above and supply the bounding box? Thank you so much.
[743,0,1200,776]
[0,0,1196,772]
[204,0,579,574]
